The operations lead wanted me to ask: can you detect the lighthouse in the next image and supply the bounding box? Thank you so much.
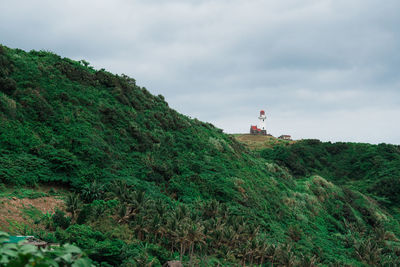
[258,110,266,133]
[249,110,267,135]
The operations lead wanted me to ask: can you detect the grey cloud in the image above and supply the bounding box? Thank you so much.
[0,0,399,143]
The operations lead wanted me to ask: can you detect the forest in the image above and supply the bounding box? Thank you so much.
[1,44,400,266]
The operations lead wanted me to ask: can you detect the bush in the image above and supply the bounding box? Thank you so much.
[52,209,71,229]
[0,78,17,95]
[58,225,125,265]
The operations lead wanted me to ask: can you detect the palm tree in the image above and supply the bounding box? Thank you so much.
[276,244,298,267]
[222,227,235,247]
[203,199,219,218]
[187,223,206,263]
[118,190,148,223]
[176,205,188,221]
[298,254,318,267]
[219,203,229,219]
[166,217,179,253]
[131,213,147,241]
[118,203,127,220]
[80,180,104,203]
[244,239,259,266]
[65,193,82,220]
[110,179,131,203]
[373,227,387,246]
[218,228,227,250]
[353,238,382,265]
[265,244,277,266]
[177,223,189,261]
[154,199,168,218]
[237,242,250,266]
[256,239,269,266]
[149,213,161,242]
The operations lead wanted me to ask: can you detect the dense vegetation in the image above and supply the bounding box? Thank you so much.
[260,140,400,206]
[1,44,400,266]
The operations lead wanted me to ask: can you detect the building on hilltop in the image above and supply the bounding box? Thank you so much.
[250,110,267,135]
[279,135,292,141]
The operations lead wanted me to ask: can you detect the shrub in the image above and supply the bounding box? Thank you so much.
[52,209,71,229]
[0,78,17,95]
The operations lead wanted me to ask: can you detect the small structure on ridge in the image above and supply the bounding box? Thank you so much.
[279,135,292,141]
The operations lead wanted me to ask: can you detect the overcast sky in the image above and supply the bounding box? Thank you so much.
[1,0,399,144]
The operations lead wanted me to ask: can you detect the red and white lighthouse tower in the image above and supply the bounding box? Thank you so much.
[258,110,266,132]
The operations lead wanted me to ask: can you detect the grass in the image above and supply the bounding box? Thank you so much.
[233,134,294,150]
[0,187,47,199]
[0,185,66,199]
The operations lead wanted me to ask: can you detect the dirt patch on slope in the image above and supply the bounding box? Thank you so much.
[0,196,65,232]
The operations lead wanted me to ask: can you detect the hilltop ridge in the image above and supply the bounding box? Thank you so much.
[234,134,295,150]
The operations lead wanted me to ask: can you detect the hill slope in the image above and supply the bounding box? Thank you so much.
[258,139,400,207]
[1,45,400,266]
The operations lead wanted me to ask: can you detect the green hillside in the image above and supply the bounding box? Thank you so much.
[1,44,400,266]
[259,139,400,207]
